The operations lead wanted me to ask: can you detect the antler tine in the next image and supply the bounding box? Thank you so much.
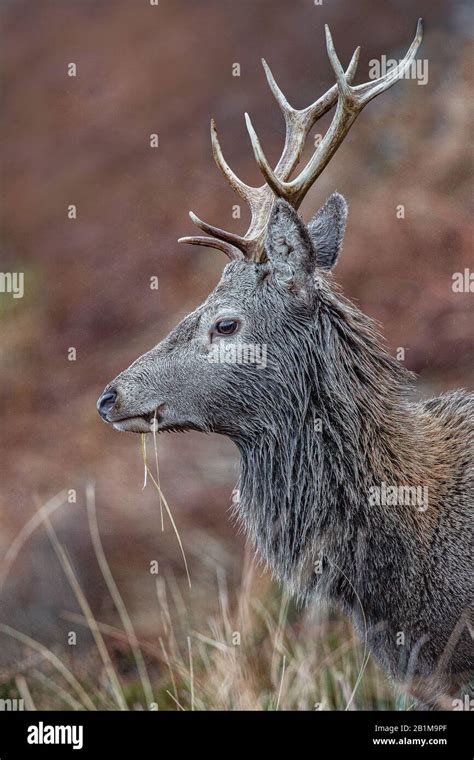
[210,119,257,203]
[350,18,423,105]
[244,113,281,197]
[188,211,249,252]
[261,58,296,115]
[324,25,353,102]
[178,235,244,261]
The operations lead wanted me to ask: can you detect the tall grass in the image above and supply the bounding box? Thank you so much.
[0,482,403,711]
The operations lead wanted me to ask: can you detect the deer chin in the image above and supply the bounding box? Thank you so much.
[112,416,154,434]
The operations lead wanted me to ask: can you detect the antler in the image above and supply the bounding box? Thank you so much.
[179,19,423,263]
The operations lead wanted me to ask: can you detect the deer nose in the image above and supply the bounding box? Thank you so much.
[97,388,118,419]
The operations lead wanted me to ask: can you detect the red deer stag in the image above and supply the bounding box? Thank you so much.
[97,20,473,708]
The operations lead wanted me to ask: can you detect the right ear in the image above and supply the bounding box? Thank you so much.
[307,192,348,270]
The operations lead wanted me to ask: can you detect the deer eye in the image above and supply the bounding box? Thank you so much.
[213,318,240,336]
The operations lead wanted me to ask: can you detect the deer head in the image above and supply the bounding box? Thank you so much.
[97,22,423,440]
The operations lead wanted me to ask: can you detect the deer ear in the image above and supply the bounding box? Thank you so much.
[307,192,348,270]
[265,199,316,276]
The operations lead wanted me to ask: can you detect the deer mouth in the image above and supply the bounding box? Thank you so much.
[112,406,165,434]
[112,416,154,433]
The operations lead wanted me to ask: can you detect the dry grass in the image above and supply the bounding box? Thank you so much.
[0,486,405,711]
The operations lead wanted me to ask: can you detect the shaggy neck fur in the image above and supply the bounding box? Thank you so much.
[232,287,431,613]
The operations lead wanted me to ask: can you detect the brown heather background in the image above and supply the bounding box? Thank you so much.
[0,0,472,707]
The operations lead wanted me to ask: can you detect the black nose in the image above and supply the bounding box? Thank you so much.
[97,388,117,419]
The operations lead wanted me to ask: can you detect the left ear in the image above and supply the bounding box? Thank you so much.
[265,199,316,276]
[307,192,348,270]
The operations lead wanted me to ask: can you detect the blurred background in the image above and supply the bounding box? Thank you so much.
[0,0,472,709]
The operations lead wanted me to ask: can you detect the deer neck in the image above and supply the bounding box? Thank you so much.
[232,295,426,605]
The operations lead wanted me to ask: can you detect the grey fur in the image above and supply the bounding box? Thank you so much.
[98,196,473,708]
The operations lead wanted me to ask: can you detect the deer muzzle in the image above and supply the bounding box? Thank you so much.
[96,383,165,434]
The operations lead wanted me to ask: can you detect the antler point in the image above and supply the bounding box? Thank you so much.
[244,112,253,130]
